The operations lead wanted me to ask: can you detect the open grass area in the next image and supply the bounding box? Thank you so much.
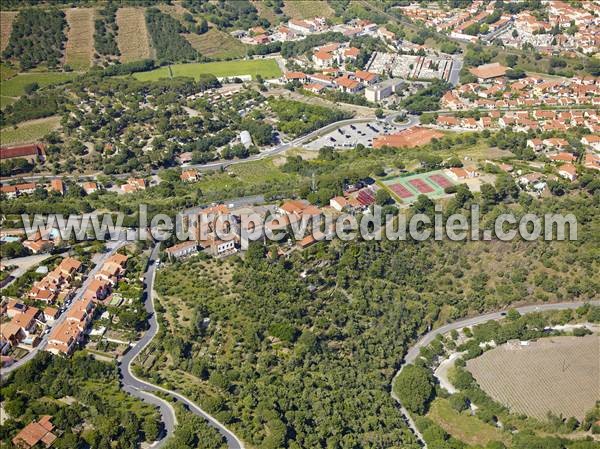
[116,7,153,62]
[157,3,190,24]
[0,96,16,109]
[0,116,61,145]
[132,58,281,81]
[427,398,509,447]
[0,11,18,52]
[64,8,95,70]
[0,71,78,97]
[283,0,334,18]
[185,28,248,60]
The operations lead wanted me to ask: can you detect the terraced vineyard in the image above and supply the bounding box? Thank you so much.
[64,8,95,70]
[467,335,600,420]
[116,7,153,62]
[0,11,18,51]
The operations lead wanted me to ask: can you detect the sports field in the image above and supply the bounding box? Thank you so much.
[132,59,281,81]
[382,170,455,203]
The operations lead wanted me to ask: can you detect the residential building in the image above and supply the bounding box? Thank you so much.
[0,143,46,164]
[558,163,577,181]
[165,241,198,260]
[11,415,56,449]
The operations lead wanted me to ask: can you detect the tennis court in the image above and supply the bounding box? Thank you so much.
[381,170,455,203]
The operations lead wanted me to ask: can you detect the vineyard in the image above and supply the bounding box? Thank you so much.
[466,335,599,420]
[116,7,153,62]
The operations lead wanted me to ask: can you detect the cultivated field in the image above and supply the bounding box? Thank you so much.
[64,8,95,70]
[0,116,61,145]
[283,1,334,19]
[116,7,153,62]
[0,11,18,52]
[467,335,600,420]
[185,28,247,59]
[133,58,281,81]
[252,0,282,24]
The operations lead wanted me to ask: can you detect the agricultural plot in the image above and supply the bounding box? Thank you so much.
[382,170,454,203]
[116,7,153,62]
[132,58,281,81]
[0,116,61,145]
[283,1,334,19]
[185,28,247,59]
[64,8,95,70]
[0,11,18,52]
[467,335,600,420]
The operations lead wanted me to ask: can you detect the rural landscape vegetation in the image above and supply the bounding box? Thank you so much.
[0,1,599,449]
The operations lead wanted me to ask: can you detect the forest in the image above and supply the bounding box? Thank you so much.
[145,8,198,62]
[268,98,352,137]
[94,4,120,59]
[143,185,599,448]
[2,9,67,69]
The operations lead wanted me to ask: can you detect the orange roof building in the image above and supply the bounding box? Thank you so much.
[469,62,508,81]
[12,415,56,449]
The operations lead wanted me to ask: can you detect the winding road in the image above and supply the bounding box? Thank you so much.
[117,244,244,449]
[390,300,600,448]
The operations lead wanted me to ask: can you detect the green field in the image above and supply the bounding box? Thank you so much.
[1,72,78,97]
[427,398,509,447]
[132,58,281,81]
[0,116,61,145]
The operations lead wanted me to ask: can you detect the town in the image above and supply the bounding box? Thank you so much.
[0,1,599,449]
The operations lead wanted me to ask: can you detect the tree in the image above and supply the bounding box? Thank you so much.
[24,82,39,95]
[393,365,434,415]
[374,108,384,119]
[449,393,469,412]
[375,189,392,206]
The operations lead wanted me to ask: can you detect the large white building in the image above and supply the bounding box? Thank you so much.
[365,79,404,102]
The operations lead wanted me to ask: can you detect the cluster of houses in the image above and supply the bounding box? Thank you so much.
[1,174,100,200]
[433,108,600,135]
[121,177,146,193]
[29,257,81,304]
[1,178,64,199]
[236,17,385,46]
[283,66,382,96]
[166,190,389,259]
[442,68,600,115]
[398,0,599,55]
[1,301,57,361]
[83,253,128,303]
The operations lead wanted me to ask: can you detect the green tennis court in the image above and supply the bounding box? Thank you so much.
[382,170,454,203]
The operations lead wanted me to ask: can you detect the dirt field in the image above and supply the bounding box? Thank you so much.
[283,1,334,19]
[0,11,18,52]
[116,7,153,62]
[467,335,600,420]
[64,8,95,70]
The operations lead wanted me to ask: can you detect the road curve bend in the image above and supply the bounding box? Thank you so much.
[118,244,244,449]
[391,300,600,448]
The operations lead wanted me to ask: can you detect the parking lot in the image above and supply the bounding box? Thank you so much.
[304,120,405,150]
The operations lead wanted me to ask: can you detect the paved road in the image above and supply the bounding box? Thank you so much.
[118,244,244,449]
[1,112,418,183]
[0,253,53,288]
[0,237,127,378]
[448,56,463,87]
[391,300,600,448]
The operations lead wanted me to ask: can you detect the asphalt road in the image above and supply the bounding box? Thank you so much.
[0,237,127,378]
[0,112,419,183]
[0,253,53,288]
[390,300,600,448]
[118,244,244,449]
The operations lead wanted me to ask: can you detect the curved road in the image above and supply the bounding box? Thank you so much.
[118,244,244,449]
[1,112,418,183]
[391,300,600,448]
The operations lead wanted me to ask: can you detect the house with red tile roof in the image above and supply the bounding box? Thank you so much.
[12,415,56,449]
